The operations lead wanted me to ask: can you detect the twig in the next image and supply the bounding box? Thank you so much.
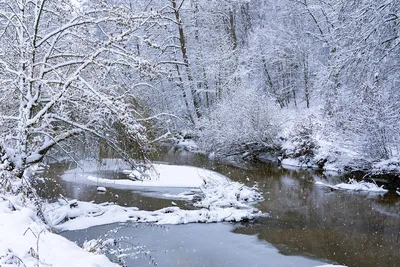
[23,227,37,238]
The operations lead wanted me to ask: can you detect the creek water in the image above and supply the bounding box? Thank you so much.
[34,150,400,267]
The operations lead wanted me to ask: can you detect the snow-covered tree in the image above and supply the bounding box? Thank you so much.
[0,0,161,176]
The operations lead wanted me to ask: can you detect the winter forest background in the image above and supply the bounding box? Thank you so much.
[0,0,399,174]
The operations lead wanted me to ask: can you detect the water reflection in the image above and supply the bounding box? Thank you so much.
[233,171,400,267]
[61,222,329,267]
[36,150,400,267]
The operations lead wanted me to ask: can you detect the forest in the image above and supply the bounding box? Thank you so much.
[1,0,399,176]
[0,0,399,267]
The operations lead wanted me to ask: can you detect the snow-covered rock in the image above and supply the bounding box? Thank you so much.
[96,186,107,192]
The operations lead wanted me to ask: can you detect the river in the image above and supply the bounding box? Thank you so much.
[34,149,400,267]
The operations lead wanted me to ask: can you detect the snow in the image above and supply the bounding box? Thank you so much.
[46,200,264,231]
[1,160,265,266]
[166,182,264,210]
[0,188,117,267]
[371,157,400,175]
[96,186,107,192]
[316,179,388,193]
[62,159,230,188]
[281,158,318,169]
[174,138,199,152]
[51,159,266,230]
[281,158,302,167]
[314,265,347,267]
[123,163,230,188]
[70,158,131,172]
[71,0,82,8]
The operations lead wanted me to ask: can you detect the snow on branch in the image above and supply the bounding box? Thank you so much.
[0,0,159,174]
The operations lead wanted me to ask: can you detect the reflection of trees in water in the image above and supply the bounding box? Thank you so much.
[36,150,400,266]
[233,173,400,267]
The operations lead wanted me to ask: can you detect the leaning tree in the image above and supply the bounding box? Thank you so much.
[0,0,162,177]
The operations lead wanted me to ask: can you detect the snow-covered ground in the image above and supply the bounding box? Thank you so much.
[49,159,265,230]
[371,157,400,175]
[0,187,117,267]
[315,179,388,193]
[46,200,263,231]
[1,160,265,266]
[62,159,230,188]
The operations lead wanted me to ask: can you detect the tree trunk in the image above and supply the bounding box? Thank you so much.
[171,0,201,122]
[303,53,310,108]
[229,6,237,50]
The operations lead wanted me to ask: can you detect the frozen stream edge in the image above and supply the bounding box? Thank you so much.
[47,159,266,231]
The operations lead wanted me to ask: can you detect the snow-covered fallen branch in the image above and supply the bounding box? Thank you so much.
[315,179,388,193]
[164,182,264,210]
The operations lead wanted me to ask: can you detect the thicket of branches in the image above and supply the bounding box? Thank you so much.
[0,0,399,174]
[135,0,399,169]
[0,0,164,176]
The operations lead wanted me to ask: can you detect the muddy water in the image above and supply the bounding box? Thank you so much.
[35,150,400,267]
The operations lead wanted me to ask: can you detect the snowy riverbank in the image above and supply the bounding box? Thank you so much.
[0,176,117,267]
[52,159,264,230]
[170,133,400,183]
[1,159,265,266]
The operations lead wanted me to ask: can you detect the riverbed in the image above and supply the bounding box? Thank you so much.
[34,150,400,267]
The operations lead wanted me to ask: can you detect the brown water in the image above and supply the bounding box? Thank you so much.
[35,149,400,267]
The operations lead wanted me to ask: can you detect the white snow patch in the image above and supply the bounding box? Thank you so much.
[0,185,117,267]
[281,158,318,170]
[46,200,264,231]
[175,138,199,151]
[63,161,230,189]
[163,190,199,200]
[55,159,265,230]
[70,0,84,9]
[96,186,107,192]
[316,179,388,193]
[372,157,400,175]
[195,182,263,209]
[124,164,230,188]
[281,158,302,167]
[164,182,264,210]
